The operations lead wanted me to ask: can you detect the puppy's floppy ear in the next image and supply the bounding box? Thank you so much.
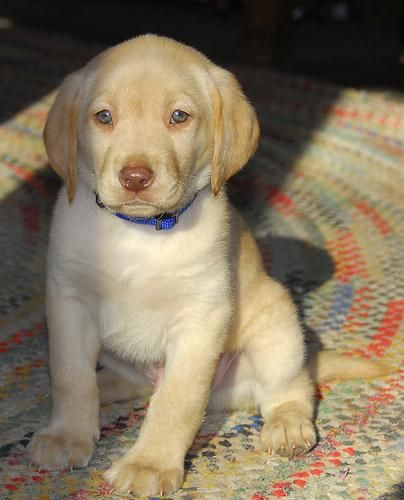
[43,70,83,202]
[209,66,260,195]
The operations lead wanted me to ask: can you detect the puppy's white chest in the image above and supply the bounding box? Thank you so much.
[94,234,189,364]
[97,293,171,366]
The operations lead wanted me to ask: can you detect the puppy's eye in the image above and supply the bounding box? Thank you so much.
[170,110,189,124]
[95,109,113,125]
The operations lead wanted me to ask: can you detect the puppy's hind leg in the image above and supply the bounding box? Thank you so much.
[97,368,153,405]
[243,286,316,458]
[209,344,316,458]
[258,370,316,458]
[97,351,153,405]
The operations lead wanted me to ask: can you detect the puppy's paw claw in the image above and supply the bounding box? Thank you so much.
[260,412,316,459]
[105,458,183,496]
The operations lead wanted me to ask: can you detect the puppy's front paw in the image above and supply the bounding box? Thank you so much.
[104,458,183,496]
[260,412,316,458]
[28,427,98,470]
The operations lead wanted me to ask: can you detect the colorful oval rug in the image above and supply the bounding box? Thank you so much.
[0,29,403,499]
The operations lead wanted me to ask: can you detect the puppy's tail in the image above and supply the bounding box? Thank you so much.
[308,350,391,385]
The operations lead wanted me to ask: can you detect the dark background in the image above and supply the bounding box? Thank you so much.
[1,0,403,92]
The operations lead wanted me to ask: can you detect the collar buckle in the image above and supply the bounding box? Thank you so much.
[155,213,179,231]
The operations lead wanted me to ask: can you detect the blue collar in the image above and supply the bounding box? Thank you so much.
[95,192,197,231]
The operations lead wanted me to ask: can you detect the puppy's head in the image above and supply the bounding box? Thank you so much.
[44,35,259,216]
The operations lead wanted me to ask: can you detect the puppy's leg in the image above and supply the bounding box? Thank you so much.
[29,285,100,470]
[97,351,153,405]
[209,352,257,411]
[244,283,316,458]
[97,368,153,405]
[209,350,315,459]
[105,316,227,496]
[258,370,316,458]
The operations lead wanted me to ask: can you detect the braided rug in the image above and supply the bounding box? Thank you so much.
[0,29,403,499]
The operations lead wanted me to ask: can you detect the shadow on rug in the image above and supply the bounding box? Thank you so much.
[0,28,403,499]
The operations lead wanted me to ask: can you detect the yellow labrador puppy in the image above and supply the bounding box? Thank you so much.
[29,35,384,495]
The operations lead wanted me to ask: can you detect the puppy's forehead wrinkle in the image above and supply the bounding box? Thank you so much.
[95,68,203,100]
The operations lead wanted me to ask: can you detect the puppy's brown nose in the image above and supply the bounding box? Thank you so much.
[119,165,154,192]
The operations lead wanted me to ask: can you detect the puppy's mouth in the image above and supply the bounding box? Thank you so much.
[95,192,192,219]
[105,199,161,217]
